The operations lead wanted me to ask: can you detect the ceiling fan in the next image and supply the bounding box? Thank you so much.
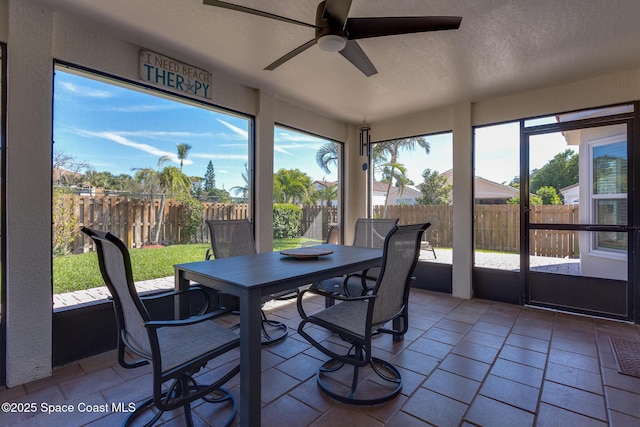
[203,0,462,77]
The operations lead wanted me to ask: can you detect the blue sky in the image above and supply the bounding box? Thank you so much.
[53,69,457,193]
[54,69,575,194]
[54,69,340,193]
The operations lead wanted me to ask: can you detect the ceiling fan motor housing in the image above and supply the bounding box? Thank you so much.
[315,1,347,51]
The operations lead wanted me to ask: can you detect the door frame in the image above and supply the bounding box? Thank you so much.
[520,104,639,322]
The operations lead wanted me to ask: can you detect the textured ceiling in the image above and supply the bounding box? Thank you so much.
[31,0,640,123]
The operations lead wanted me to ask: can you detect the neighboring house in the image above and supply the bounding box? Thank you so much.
[558,107,629,281]
[53,167,82,186]
[560,183,579,204]
[372,181,422,206]
[442,169,519,204]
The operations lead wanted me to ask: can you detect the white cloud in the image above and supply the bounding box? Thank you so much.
[77,130,193,166]
[59,81,113,98]
[217,119,248,138]
[109,104,180,113]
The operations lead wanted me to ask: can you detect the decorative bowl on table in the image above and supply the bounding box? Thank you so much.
[280,247,334,259]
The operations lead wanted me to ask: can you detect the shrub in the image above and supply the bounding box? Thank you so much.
[52,189,77,256]
[179,197,204,242]
[273,203,301,238]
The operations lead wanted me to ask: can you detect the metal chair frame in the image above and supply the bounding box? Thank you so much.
[82,227,240,427]
[297,222,431,405]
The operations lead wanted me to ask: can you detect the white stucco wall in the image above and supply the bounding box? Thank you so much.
[5,1,54,387]
[577,125,628,281]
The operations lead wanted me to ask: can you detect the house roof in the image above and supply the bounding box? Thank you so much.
[442,169,518,200]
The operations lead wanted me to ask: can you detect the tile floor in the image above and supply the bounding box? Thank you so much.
[2,288,640,426]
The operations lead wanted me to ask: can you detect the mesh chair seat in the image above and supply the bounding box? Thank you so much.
[156,321,239,373]
[307,299,370,339]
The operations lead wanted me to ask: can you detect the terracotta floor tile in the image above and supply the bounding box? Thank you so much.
[541,381,607,421]
[402,387,467,427]
[438,353,490,382]
[505,333,550,353]
[471,320,511,337]
[260,394,321,427]
[422,369,480,404]
[479,374,540,412]
[601,366,640,392]
[310,405,384,427]
[489,358,544,388]
[536,402,608,427]
[465,395,535,427]
[422,327,464,346]
[407,337,454,360]
[604,386,640,419]
[391,348,440,375]
[452,340,498,364]
[551,336,598,357]
[385,410,432,427]
[7,289,640,426]
[545,362,604,394]
[462,329,506,349]
[499,344,548,369]
[548,347,600,373]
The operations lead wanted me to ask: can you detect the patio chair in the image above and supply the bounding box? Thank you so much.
[314,218,398,307]
[421,234,437,258]
[81,227,240,427]
[297,222,430,405]
[326,224,339,244]
[205,219,289,345]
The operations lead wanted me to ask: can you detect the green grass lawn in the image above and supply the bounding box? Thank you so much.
[54,238,321,294]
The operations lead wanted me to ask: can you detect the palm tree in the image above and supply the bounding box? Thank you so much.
[273,168,313,204]
[316,142,339,174]
[176,143,192,171]
[134,157,192,244]
[153,165,191,243]
[316,182,338,207]
[230,162,249,199]
[374,137,430,216]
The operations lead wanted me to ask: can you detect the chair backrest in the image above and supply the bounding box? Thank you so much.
[371,222,431,327]
[81,227,152,358]
[206,219,256,258]
[326,224,339,244]
[352,218,399,248]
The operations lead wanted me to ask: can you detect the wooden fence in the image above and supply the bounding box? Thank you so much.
[472,204,579,257]
[60,195,580,258]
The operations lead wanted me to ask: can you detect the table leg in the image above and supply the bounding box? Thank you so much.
[393,315,405,342]
[239,289,262,427]
[174,269,191,319]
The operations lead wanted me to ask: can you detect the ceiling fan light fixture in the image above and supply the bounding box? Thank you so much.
[317,34,347,52]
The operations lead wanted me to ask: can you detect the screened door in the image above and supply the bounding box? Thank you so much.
[524,114,636,320]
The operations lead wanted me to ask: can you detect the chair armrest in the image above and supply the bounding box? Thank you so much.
[297,287,376,319]
[140,285,211,316]
[301,286,374,302]
[144,309,223,328]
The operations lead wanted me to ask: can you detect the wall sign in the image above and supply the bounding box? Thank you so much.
[139,50,212,100]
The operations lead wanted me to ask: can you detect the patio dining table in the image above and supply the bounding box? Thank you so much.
[174,243,383,427]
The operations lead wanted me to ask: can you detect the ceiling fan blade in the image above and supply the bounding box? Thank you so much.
[323,0,352,29]
[203,0,316,29]
[264,39,317,71]
[346,16,462,39]
[339,40,377,77]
